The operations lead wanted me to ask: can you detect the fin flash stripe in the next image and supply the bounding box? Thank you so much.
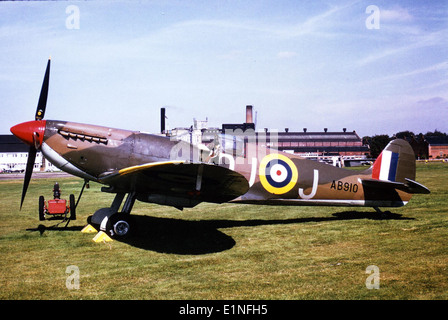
[372,150,399,181]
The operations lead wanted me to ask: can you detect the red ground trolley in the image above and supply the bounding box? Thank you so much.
[38,182,76,221]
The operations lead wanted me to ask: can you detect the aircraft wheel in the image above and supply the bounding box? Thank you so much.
[106,213,133,239]
[86,216,99,231]
[38,196,45,221]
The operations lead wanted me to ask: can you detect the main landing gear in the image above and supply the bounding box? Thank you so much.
[88,191,136,239]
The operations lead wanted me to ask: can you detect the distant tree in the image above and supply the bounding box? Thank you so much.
[425,130,447,138]
[362,136,370,146]
[394,131,415,140]
[364,134,391,158]
[363,130,447,159]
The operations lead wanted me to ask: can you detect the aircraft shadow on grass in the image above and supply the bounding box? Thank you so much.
[26,211,413,255]
[120,211,413,255]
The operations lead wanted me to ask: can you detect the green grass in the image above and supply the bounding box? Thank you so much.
[0,162,447,300]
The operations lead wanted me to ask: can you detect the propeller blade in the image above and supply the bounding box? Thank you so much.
[20,146,37,210]
[17,58,50,209]
[35,58,51,121]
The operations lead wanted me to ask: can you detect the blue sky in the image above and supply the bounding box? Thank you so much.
[1,0,447,137]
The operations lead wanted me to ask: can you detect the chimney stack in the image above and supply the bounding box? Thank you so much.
[161,107,166,134]
[246,105,253,124]
[303,128,307,133]
[324,128,328,133]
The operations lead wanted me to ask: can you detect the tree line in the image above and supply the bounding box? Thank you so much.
[362,130,447,158]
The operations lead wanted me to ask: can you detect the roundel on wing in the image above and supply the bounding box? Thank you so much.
[259,153,298,194]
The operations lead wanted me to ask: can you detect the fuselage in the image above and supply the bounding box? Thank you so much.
[12,119,415,208]
[41,120,178,181]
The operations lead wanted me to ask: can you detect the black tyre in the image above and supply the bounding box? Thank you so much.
[86,215,99,231]
[38,196,45,221]
[69,194,76,220]
[106,213,133,239]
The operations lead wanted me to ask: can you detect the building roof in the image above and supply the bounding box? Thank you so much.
[425,136,448,146]
[276,131,361,141]
[0,135,29,153]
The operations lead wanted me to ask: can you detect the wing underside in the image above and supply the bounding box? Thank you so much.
[99,161,250,206]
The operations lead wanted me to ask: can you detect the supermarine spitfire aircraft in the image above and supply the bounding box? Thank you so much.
[10,59,430,239]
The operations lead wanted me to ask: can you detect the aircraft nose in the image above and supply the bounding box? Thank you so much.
[10,120,46,147]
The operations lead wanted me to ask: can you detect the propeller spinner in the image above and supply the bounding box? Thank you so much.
[10,58,51,209]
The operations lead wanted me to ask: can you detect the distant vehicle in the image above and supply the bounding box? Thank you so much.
[6,165,25,173]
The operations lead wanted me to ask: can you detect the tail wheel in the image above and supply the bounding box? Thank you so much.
[106,213,133,239]
[38,196,45,221]
[69,194,76,220]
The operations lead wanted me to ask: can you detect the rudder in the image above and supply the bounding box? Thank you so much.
[371,139,415,183]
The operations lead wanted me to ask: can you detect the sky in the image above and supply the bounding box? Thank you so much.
[1,0,447,137]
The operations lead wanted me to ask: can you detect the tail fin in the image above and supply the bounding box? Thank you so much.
[363,139,430,194]
[371,139,415,183]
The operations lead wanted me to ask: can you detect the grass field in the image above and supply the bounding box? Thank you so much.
[0,163,447,300]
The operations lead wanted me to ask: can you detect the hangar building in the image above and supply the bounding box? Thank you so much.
[0,135,59,173]
[166,105,370,165]
[426,136,448,159]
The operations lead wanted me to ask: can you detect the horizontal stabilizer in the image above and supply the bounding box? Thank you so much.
[404,178,431,194]
[361,178,403,189]
[360,178,430,194]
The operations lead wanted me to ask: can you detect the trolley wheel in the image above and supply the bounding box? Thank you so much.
[69,194,76,220]
[38,196,45,221]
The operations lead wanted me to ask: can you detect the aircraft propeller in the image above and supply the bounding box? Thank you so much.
[35,58,50,121]
[10,58,50,209]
